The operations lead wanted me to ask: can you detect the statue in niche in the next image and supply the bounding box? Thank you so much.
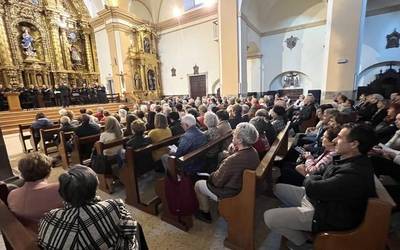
[147,70,156,90]
[70,46,82,65]
[134,72,142,90]
[282,72,300,88]
[21,27,36,58]
[31,0,39,5]
[386,29,400,49]
[143,37,151,53]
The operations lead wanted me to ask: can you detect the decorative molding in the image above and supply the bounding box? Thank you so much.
[247,53,262,59]
[158,15,217,35]
[157,3,217,31]
[261,20,326,37]
[240,14,262,36]
[366,4,400,17]
[90,7,153,29]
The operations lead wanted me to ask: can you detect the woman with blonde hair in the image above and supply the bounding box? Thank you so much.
[148,113,172,170]
[99,116,123,156]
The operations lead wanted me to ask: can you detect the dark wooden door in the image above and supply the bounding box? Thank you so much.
[189,74,206,98]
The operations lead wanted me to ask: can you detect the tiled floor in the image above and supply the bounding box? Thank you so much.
[2,134,284,250]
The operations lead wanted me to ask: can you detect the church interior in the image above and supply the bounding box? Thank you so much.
[1,0,400,249]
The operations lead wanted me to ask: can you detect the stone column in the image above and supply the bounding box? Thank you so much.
[323,0,367,99]
[48,21,65,71]
[218,0,239,96]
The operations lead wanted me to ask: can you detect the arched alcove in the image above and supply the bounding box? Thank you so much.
[269,71,311,93]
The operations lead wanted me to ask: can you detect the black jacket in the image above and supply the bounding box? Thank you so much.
[75,123,101,138]
[304,155,376,233]
[169,120,184,136]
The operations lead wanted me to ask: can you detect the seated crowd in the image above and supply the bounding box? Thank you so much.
[5,92,400,249]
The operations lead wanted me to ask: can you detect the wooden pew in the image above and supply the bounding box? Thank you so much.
[29,124,59,152]
[313,176,396,250]
[94,138,129,194]
[39,127,60,155]
[0,184,38,250]
[70,134,100,166]
[18,124,32,153]
[155,132,233,231]
[218,122,291,250]
[122,135,181,215]
[314,198,392,250]
[58,131,74,169]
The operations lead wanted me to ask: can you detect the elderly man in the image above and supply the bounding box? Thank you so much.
[264,124,377,249]
[194,122,260,223]
[163,114,207,176]
[358,93,383,121]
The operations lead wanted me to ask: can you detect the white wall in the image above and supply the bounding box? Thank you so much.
[247,58,261,92]
[260,25,326,93]
[158,20,220,95]
[94,28,113,89]
[358,11,400,86]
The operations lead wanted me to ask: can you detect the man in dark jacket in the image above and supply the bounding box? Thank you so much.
[168,111,184,136]
[264,124,377,248]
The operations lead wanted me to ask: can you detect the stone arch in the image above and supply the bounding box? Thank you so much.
[211,78,220,94]
[357,61,400,87]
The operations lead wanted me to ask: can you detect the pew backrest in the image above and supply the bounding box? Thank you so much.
[256,121,291,180]
[39,127,60,155]
[314,198,392,250]
[0,199,39,250]
[58,131,74,169]
[70,134,100,165]
[18,124,32,153]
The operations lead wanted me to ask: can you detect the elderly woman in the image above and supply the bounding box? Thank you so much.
[123,114,138,137]
[126,120,151,149]
[278,128,339,186]
[59,116,75,133]
[194,122,260,223]
[250,116,271,159]
[7,152,63,230]
[38,165,139,249]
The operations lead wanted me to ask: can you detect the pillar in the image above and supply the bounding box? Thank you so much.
[60,28,72,70]
[84,32,95,72]
[323,0,367,100]
[0,16,13,67]
[218,0,239,96]
[49,21,65,71]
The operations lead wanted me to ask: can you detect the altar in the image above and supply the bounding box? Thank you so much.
[0,0,99,89]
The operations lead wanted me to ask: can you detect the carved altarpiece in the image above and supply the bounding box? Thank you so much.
[0,0,99,88]
[128,25,162,100]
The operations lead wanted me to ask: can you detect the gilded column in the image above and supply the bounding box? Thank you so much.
[84,32,94,72]
[0,16,13,66]
[48,21,65,71]
[60,28,72,70]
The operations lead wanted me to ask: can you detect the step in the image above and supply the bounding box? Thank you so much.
[0,102,127,135]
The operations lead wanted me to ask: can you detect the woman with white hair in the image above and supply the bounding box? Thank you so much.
[118,108,128,124]
[194,122,260,223]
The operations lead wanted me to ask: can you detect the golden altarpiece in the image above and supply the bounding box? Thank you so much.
[128,25,162,100]
[0,0,99,88]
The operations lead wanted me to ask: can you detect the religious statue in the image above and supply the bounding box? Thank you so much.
[70,46,82,64]
[21,27,36,58]
[134,72,142,90]
[143,37,151,53]
[31,0,39,5]
[147,70,156,90]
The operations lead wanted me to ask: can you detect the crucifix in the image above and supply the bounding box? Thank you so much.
[117,71,127,92]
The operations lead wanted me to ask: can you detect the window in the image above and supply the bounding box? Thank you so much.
[184,0,212,11]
